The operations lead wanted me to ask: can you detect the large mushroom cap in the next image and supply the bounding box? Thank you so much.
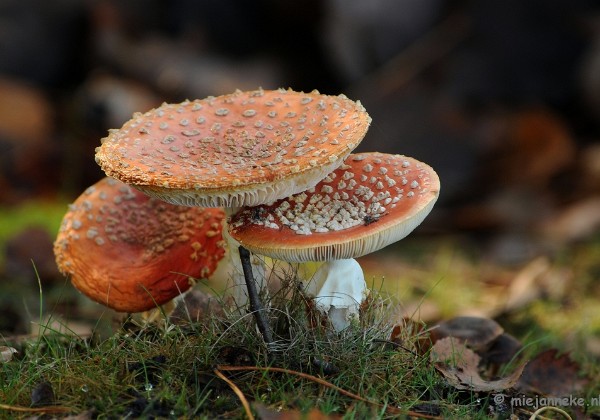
[54,177,226,312]
[95,88,371,208]
[228,152,440,262]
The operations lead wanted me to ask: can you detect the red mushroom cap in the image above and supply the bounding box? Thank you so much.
[53,177,226,312]
[94,88,371,208]
[228,152,440,262]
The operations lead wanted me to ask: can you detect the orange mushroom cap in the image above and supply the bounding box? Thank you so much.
[228,152,440,262]
[95,88,371,208]
[53,177,226,312]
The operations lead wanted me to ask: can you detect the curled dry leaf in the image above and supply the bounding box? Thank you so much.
[431,337,526,392]
[0,346,17,362]
[430,316,504,352]
[516,348,590,397]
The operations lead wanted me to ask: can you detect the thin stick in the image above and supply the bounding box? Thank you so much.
[0,403,71,414]
[220,365,371,403]
[238,246,274,346]
[217,365,442,419]
[214,369,255,420]
[528,406,572,420]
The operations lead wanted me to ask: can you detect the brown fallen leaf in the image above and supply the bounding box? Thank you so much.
[431,337,526,392]
[502,257,551,314]
[428,316,523,378]
[516,348,590,397]
[390,317,430,354]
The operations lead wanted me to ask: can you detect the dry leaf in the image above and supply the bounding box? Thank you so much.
[389,317,430,354]
[0,346,17,362]
[430,316,503,351]
[431,337,526,392]
[502,257,550,313]
[517,348,589,397]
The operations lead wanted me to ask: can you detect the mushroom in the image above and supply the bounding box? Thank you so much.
[53,177,226,313]
[95,88,370,209]
[94,88,371,327]
[228,152,440,330]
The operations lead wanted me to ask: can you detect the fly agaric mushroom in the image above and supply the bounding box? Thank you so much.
[95,88,371,208]
[94,88,371,314]
[228,152,440,330]
[54,177,226,313]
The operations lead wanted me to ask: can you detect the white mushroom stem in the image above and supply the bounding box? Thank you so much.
[305,259,368,332]
[223,207,266,308]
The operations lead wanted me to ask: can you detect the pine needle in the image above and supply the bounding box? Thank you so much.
[214,368,255,420]
[217,365,442,419]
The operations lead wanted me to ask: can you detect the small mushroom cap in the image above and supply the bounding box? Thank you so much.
[228,152,440,262]
[53,177,226,312]
[95,88,371,208]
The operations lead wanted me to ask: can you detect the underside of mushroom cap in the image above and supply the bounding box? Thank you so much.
[228,152,440,262]
[95,88,371,208]
[54,177,226,312]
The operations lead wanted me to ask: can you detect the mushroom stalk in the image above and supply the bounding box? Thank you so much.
[239,246,274,347]
[305,259,368,331]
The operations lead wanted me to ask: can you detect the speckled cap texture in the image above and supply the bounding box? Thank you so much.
[95,88,371,208]
[228,152,440,262]
[54,177,226,312]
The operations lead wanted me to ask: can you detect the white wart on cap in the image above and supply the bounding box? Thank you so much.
[95,88,371,208]
[228,152,440,262]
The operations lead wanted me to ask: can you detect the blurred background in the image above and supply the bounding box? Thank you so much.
[1,0,600,348]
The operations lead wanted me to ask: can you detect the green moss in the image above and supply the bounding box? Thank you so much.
[0,200,67,241]
[0,199,68,266]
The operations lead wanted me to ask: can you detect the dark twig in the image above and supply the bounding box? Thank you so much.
[238,246,274,347]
